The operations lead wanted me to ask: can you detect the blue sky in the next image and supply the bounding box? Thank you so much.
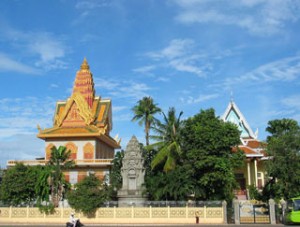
[0,0,300,167]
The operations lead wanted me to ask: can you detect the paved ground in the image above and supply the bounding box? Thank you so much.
[0,224,290,227]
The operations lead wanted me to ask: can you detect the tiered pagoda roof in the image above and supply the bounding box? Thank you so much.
[37,58,121,149]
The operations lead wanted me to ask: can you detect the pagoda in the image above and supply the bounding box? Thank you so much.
[34,58,121,183]
[222,100,267,199]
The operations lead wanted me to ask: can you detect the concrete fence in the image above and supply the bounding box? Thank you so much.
[0,205,226,224]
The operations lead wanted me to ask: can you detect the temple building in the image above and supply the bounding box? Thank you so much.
[222,101,268,199]
[8,58,121,184]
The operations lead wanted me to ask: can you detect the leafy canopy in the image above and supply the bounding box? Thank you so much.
[265,118,300,200]
[67,174,107,216]
[149,107,183,172]
[180,108,244,201]
[0,163,39,206]
[132,96,161,146]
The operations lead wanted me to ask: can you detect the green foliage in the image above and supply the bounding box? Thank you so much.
[143,108,244,202]
[67,174,107,216]
[47,146,74,207]
[266,118,299,141]
[132,96,161,146]
[107,150,124,200]
[0,163,38,206]
[265,119,300,200]
[145,165,194,200]
[247,184,261,200]
[148,107,183,172]
[180,108,244,201]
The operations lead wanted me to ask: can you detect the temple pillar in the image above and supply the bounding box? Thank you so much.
[247,159,251,186]
[254,159,258,187]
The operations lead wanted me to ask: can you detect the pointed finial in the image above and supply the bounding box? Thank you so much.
[80,57,90,71]
[230,91,234,103]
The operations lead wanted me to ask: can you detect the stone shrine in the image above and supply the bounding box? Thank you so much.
[118,136,147,207]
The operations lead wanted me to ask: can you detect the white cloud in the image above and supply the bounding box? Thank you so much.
[29,34,65,62]
[282,95,300,110]
[0,53,40,75]
[0,96,55,167]
[0,24,68,71]
[113,105,128,112]
[146,39,194,60]
[174,0,300,36]
[94,78,120,90]
[0,97,55,138]
[74,0,113,22]
[0,134,44,168]
[75,0,110,10]
[144,39,207,77]
[133,65,156,74]
[184,93,219,104]
[222,55,300,88]
[156,77,170,82]
[94,77,152,100]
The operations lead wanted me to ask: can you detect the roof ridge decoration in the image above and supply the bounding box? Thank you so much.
[222,101,257,139]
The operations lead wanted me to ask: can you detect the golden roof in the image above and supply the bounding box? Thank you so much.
[37,59,120,148]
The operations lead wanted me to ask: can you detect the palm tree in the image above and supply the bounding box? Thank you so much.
[131,96,161,146]
[149,107,183,172]
[47,146,74,207]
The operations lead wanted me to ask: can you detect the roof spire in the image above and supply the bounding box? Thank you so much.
[72,58,95,108]
[80,57,90,71]
[230,90,234,103]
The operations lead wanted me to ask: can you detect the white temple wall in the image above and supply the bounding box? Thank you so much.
[45,139,96,159]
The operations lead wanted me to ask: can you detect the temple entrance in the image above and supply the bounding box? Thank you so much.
[239,200,270,224]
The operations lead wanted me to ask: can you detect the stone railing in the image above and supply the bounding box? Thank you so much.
[0,206,225,224]
[6,159,113,167]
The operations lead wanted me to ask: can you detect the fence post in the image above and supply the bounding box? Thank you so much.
[114,206,116,219]
[132,205,134,218]
[222,200,227,224]
[233,199,240,224]
[269,199,276,224]
[204,205,206,222]
[186,205,188,219]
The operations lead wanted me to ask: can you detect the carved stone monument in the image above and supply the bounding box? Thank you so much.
[117,136,147,207]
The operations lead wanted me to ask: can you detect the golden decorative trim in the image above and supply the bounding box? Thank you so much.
[56,93,94,127]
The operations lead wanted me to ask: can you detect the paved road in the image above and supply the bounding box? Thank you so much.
[0,224,291,227]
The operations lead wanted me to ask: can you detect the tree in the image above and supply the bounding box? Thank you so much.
[107,150,124,200]
[149,107,183,172]
[180,108,244,201]
[266,118,299,140]
[47,146,74,207]
[144,165,194,201]
[35,165,53,209]
[0,163,38,206]
[265,118,300,199]
[67,174,107,216]
[132,96,161,146]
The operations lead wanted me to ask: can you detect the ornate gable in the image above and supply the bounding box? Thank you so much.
[222,101,257,139]
[54,93,94,127]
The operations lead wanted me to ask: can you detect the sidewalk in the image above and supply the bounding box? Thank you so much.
[0,224,286,227]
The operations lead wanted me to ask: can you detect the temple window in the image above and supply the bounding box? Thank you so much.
[65,142,78,160]
[83,142,94,159]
